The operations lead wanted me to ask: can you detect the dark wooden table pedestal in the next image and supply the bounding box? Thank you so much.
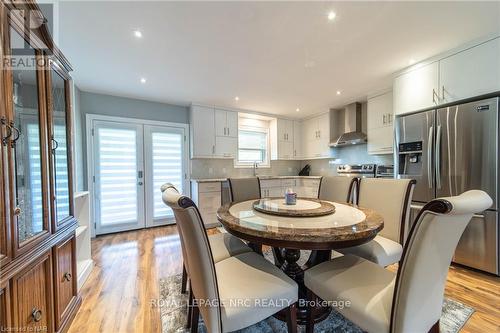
[272,248,332,325]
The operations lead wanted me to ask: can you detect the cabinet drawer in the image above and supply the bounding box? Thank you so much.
[53,235,77,330]
[198,182,222,193]
[198,192,221,211]
[302,179,321,187]
[259,179,281,188]
[12,251,53,332]
[281,179,296,187]
[199,209,218,226]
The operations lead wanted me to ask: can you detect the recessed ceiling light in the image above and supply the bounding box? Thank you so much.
[328,11,337,21]
[234,96,239,101]
[296,108,300,112]
[133,30,143,38]
[140,78,147,84]
[336,90,341,95]
[408,58,416,65]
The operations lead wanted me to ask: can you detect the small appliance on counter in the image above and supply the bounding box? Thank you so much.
[299,164,311,176]
[336,164,376,178]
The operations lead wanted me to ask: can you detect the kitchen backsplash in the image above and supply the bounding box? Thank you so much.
[301,145,393,176]
[190,159,302,179]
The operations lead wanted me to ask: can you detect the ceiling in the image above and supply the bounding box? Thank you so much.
[58,1,500,118]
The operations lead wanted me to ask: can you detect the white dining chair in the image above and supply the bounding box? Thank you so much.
[337,178,416,266]
[228,177,261,203]
[318,176,358,203]
[160,184,252,295]
[304,190,492,333]
[162,184,298,333]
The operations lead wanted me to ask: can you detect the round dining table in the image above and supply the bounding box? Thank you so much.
[217,197,384,324]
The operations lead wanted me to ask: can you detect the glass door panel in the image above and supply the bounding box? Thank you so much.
[93,121,145,234]
[48,66,72,227]
[144,125,187,227]
[9,26,48,246]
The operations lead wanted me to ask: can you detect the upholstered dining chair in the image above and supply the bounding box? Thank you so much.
[304,190,492,333]
[318,176,358,203]
[160,184,252,295]
[337,178,416,266]
[228,177,261,203]
[162,184,299,333]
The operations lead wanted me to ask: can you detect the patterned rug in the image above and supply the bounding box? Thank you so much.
[158,274,474,333]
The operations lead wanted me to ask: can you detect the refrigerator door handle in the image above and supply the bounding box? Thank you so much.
[427,125,434,189]
[436,125,442,190]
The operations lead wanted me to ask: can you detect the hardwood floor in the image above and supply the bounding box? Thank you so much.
[68,226,500,333]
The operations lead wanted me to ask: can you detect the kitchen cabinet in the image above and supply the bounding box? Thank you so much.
[440,37,500,103]
[293,121,302,159]
[0,283,10,331]
[190,106,238,159]
[190,105,216,158]
[215,109,238,138]
[393,37,500,115]
[393,62,439,115]
[260,177,320,198]
[191,181,222,227]
[271,118,301,160]
[367,91,394,155]
[302,113,331,159]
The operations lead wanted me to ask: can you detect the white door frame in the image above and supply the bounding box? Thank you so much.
[86,114,190,236]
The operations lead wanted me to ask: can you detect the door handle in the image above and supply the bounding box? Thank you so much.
[383,114,386,125]
[427,125,434,189]
[1,117,13,146]
[436,125,442,190]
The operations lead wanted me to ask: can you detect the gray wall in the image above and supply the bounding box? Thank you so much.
[74,90,189,190]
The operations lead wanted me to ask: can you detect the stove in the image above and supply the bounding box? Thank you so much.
[336,164,376,178]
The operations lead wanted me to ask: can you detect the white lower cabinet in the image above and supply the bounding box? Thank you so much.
[260,178,320,199]
[191,181,221,227]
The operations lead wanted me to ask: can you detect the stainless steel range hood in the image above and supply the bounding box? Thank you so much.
[329,102,367,147]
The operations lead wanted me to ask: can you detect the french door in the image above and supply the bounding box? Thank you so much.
[90,118,188,235]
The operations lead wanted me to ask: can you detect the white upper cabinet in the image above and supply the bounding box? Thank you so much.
[393,61,439,115]
[277,119,293,142]
[367,91,393,129]
[214,108,238,138]
[440,37,500,103]
[190,105,216,158]
[293,121,302,159]
[302,112,331,159]
[215,136,238,158]
[394,37,500,116]
[277,141,294,160]
[367,91,394,155]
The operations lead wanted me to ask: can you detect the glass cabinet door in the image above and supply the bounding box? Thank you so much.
[8,26,50,251]
[47,63,73,228]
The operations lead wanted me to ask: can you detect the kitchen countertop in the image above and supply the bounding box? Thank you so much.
[191,176,322,183]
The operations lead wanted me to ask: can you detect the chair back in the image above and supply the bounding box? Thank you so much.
[228,177,261,203]
[318,176,358,203]
[161,184,222,333]
[358,178,415,244]
[390,190,492,333]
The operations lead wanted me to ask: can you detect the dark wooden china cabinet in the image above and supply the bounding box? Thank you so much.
[1,1,81,332]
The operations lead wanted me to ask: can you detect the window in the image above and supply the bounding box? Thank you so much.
[236,126,269,167]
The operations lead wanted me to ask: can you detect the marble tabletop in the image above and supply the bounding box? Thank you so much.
[217,199,384,250]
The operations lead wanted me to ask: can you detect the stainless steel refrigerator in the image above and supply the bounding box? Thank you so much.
[395,96,499,275]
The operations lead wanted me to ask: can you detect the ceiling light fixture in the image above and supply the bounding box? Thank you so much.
[296,108,300,112]
[133,30,143,38]
[140,78,147,84]
[328,11,337,21]
[234,96,239,101]
[336,90,341,95]
[408,58,416,65]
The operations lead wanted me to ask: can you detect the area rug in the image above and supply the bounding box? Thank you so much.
[158,274,474,333]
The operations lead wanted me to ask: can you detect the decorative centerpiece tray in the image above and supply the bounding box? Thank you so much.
[252,198,335,217]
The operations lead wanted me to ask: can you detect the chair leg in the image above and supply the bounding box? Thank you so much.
[190,296,199,333]
[181,263,188,294]
[306,289,315,333]
[428,320,439,333]
[186,288,193,329]
[286,302,297,333]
